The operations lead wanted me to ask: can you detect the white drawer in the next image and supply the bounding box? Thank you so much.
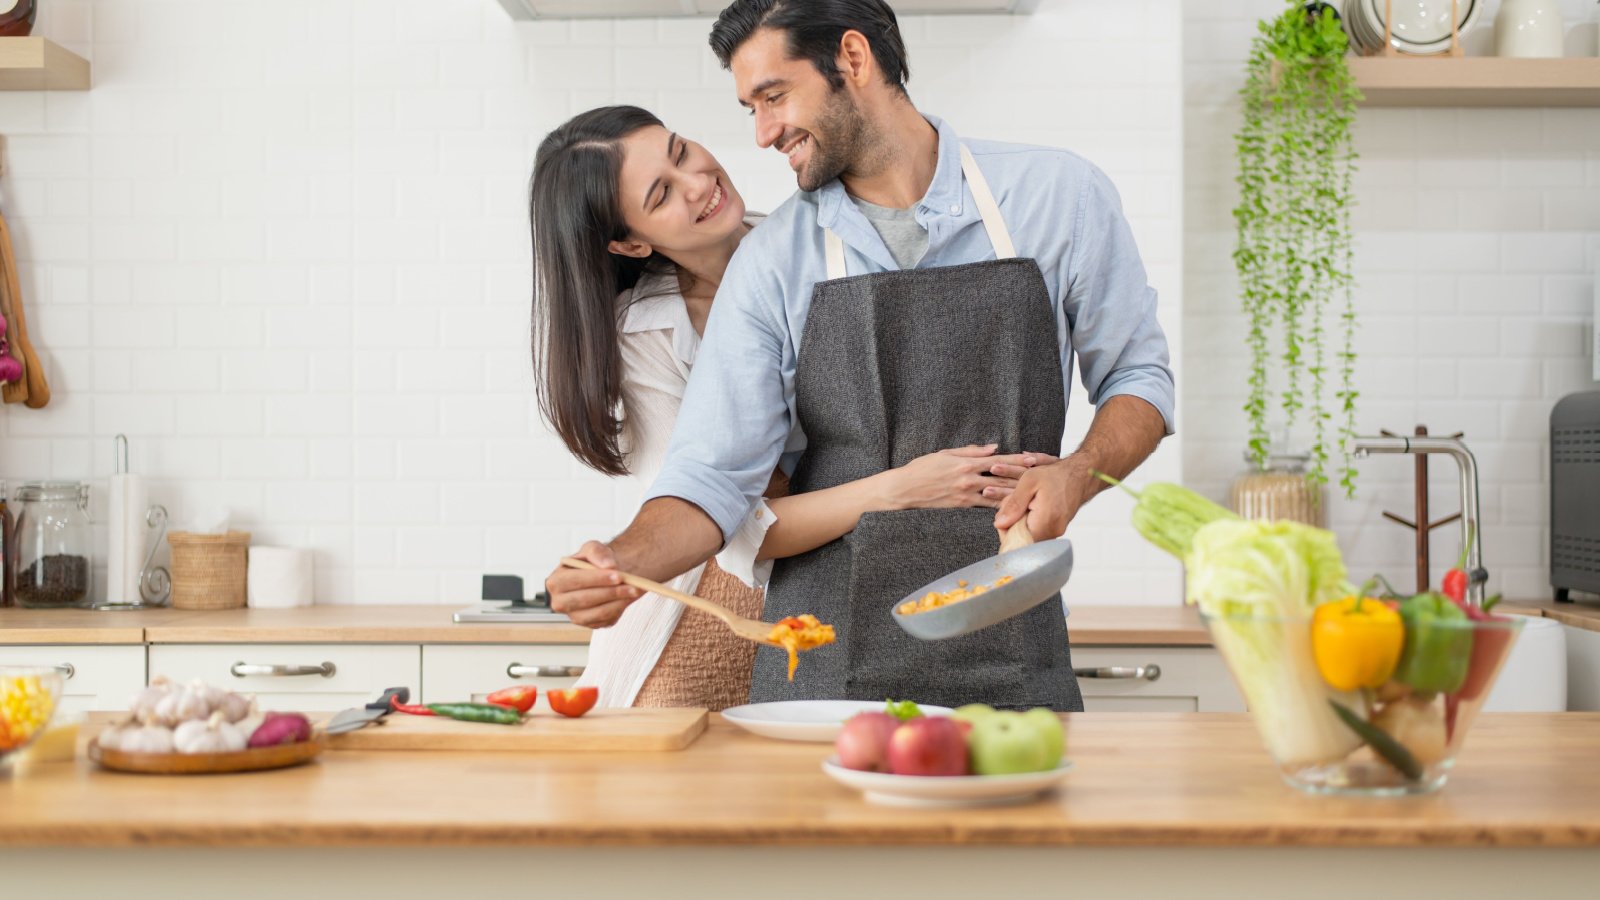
[422,644,588,707]
[0,645,147,713]
[1071,646,1244,713]
[148,645,421,712]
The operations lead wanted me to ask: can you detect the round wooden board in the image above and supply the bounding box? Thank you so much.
[88,737,324,774]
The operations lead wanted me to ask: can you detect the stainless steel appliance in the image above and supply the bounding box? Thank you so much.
[1551,391,1600,603]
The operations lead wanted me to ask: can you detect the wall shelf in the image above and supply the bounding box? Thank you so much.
[1351,57,1600,107]
[495,0,1039,18]
[0,37,89,91]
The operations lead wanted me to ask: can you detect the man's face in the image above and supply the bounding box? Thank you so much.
[731,27,869,193]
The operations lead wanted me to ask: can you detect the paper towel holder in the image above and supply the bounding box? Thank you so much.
[139,504,171,605]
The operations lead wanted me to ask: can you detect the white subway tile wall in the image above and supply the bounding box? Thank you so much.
[0,0,1183,606]
[1186,0,1600,601]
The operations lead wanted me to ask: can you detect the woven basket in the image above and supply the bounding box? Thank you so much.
[167,530,251,610]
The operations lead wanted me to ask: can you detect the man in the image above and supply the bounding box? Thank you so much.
[546,0,1173,710]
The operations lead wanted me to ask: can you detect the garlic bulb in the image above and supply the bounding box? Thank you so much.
[130,676,176,726]
[96,725,125,751]
[216,691,254,724]
[119,725,176,754]
[172,711,247,755]
[172,682,215,722]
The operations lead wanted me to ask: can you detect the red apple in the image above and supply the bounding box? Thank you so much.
[835,712,899,772]
[887,716,969,777]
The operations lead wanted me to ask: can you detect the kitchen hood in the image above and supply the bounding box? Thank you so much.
[496,0,1040,19]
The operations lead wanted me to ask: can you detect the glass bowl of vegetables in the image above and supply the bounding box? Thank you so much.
[1202,595,1523,796]
[0,666,65,767]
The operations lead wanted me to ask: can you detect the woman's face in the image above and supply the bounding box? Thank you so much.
[611,125,746,259]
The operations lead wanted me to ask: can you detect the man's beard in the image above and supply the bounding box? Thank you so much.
[796,88,870,193]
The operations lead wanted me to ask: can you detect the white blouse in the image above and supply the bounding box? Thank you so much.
[575,264,777,709]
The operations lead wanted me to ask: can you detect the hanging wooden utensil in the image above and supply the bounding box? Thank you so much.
[0,206,48,408]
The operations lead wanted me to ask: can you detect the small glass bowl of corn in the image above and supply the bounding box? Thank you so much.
[0,667,65,766]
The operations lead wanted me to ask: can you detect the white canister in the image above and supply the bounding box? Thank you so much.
[1495,0,1565,57]
[246,546,315,608]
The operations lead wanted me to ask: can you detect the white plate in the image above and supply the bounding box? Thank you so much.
[821,757,1074,808]
[1358,0,1478,54]
[721,700,952,743]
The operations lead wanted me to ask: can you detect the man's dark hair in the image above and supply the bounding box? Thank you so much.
[709,0,910,96]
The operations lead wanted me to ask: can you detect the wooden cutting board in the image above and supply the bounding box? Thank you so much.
[321,707,708,752]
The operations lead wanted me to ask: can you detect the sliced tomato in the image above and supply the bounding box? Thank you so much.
[776,616,806,630]
[548,686,599,718]
[485,685,539,714]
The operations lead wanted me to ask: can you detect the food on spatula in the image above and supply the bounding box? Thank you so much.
[897,576,1015,615]
[768,614,836,680]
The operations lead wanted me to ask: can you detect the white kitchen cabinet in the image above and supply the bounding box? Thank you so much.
[1071,647,1243,713]
[0,645,146,713]
[422,645,587,707]
[148,645,421,713]
[1563,625,1600,711]
[495,0,1039,19]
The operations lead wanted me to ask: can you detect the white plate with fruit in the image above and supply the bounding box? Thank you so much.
[723,699,952,742]
[822,703,1071,807]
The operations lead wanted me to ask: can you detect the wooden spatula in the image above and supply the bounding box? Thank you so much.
[0,208,47,408]
[560,557,781,647]
[998,518,1035,554]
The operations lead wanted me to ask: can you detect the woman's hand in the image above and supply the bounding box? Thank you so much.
[881,445,1054,511]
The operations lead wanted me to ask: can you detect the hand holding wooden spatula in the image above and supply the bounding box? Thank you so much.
[559,557,783,648]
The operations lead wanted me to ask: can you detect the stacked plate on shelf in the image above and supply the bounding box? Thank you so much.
[1342,0,1480,55]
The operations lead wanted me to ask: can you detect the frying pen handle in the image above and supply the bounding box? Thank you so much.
[999,518,1034,554]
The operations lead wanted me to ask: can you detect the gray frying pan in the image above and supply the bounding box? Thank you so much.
[891,520,1074,641]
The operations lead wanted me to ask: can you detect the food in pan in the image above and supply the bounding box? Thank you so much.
[897,576,1016,616]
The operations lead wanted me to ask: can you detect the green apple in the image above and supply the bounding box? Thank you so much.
[951,703,996,726]
[1021,707,1065,765]
[967,711,1053,775]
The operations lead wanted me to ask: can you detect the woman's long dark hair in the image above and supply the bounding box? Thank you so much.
[530,106,672,476]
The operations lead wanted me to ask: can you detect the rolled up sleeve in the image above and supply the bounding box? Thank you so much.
[643,258,793,543]
[1063,165,1176,435]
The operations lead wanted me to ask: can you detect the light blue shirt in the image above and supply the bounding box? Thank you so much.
[646,115,1176,542]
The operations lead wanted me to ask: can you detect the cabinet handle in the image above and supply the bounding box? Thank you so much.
[55,663,75,680]
[506,663,585,679]
[230,661,337,678]
[1074,664,1161,682]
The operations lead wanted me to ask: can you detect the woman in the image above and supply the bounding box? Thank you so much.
[529,106,1051,710]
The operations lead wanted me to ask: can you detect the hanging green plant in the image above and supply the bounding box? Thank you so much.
[1233,0,1362,496]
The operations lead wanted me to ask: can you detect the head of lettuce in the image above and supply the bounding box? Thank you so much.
[1187,519,1367,768]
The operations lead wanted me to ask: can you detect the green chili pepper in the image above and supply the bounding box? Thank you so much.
[1393,592,1472,695]
[1329,700,1423,781]
[426,702,525,725]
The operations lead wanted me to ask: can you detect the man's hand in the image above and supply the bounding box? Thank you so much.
[992,395,1167,541]
[993,457,1091,541]
[544,541,643,629]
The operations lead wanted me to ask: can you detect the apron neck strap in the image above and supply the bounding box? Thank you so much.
[824,143,1015,281]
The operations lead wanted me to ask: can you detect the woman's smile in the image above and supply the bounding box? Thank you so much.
[696,178,727,223]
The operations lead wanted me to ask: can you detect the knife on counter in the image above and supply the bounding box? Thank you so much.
[325,687,410,735]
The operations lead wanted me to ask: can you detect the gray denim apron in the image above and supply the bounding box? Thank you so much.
[751,146,1083,712]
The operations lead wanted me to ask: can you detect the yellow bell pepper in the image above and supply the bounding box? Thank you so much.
[1311,596,1404,691]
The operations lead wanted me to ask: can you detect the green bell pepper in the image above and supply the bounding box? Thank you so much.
[1393,592,1473,695]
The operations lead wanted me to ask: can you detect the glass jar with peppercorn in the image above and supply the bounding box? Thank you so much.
[10,481,93,609]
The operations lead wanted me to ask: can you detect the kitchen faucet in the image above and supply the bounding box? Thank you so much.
[1351,434,1487,605]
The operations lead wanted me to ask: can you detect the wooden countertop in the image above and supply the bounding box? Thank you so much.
[1502,600,1600,634]
[0,604,1212,646]
[3,713,1597,848]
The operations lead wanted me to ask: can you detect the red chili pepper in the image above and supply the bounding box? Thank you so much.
[390,695,437,716]
[1441,526,1473,603]
[1441,568,1467,603]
